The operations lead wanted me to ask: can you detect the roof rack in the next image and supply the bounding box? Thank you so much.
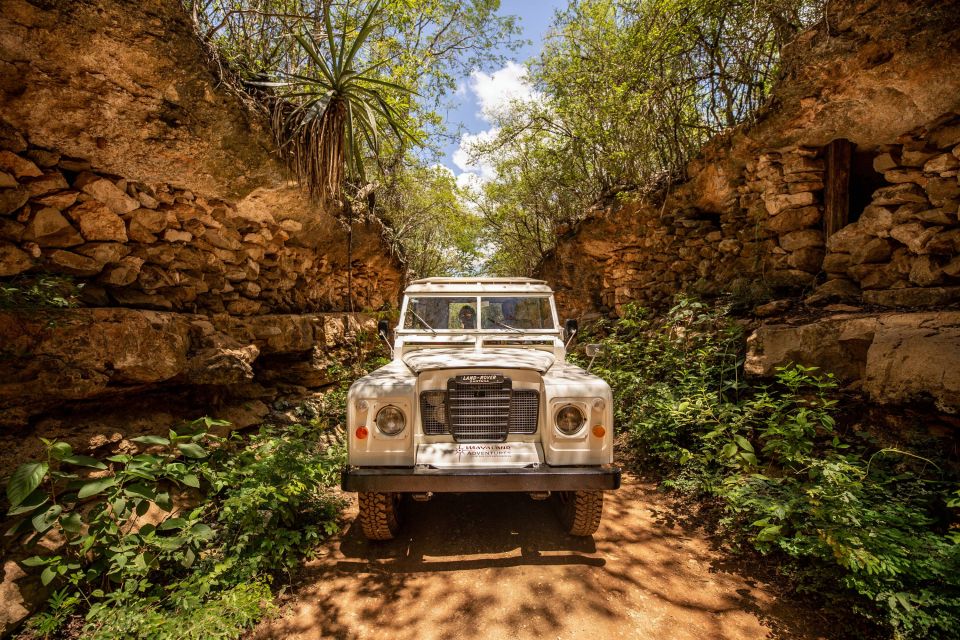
[408,277,547,285]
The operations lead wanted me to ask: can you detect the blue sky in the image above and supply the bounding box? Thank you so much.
[440,0,567,187]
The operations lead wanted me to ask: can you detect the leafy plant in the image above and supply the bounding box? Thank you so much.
[582,298,960,639]
[0,275,82,311]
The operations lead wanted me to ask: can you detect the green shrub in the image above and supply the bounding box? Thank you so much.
[584,299,960,639]
[4,417,346,639]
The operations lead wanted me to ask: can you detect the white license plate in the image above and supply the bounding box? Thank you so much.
[416,442,542,468]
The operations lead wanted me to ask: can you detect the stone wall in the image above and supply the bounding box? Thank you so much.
[0,133,400,314]
[539,0,960,320]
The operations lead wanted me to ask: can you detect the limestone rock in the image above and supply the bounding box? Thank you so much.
[26,149,59,168]
[0,171,15,188]
[137,192,159,209]
[858,205,895,237]
[99,256,144,286]
[76,242,131,266]
[851,237,893,264]
[1,559,46,639]
[822,252,852,274]
[48,249,103,276]
[0,186,29,215]
[901,148,939,166]
[883,169,926,185]
[764,191,816,215]
[924,153,959,173]
[787,247,825,271]
[0,243,33,276]
[0,218,25,243]
[132,208,167,233]
[893,204,953,225]
[925,229,960,255]
[909,255,943,286]
[184,345,260,385]
[805,278,861,306]
[767,205,820,233]
[780,229,824,251]
[863,287,960,307]
[0,151,42,178]
[81,178,139,214]
[746,312,960,409]
[925,176,960,207]
[24,172,68,197]
[873,153,899,172]
[34,190,79,210]
[890,223,942,253]
[872,183,928,206]
[128,219,158,243]
[827,223,871,253]
[67,201,128,242]
[163,229,192,243]
[23,208,83,247]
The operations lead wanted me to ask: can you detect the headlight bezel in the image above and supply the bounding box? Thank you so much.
[374,405,407,436]
[554,403,587,436]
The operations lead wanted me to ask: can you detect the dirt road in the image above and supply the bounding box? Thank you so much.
[254,476,828,640]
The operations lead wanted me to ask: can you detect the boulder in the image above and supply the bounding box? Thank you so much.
[924,153,959,174]
[850,237,893,264]
[99,255,144,286]
[67,201,128,242]
[893,204,953,225]
[184,344,259,385]
[0,151,42,178]
[47,249,104,276]
[0,186,29,215]
[24,172,68,197]
[0,243,33,276]
[862,287,960,307]
[767,205,820,233]
[827,223,871,253]
[163,229,192,243]
[804,278,861,306]
[925,176,960,207]
[872,152,899,173]
[0,171,15,188]
[909,255,943,286]
[889,223,942,253]
[925,229,960,255]
[764,191,816,215]
[80,178,139,214]
[746,312,960,409]
[779,229,824,251]
[34,190,79,210]
[23,208,84,247]
[871,183,928,206]
[131,208,167,233]
[76,242,131,266]
[858,205,895,237]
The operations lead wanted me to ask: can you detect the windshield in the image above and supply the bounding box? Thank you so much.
[402,296,555,331]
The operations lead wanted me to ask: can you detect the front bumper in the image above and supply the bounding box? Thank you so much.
[341,465,622,493]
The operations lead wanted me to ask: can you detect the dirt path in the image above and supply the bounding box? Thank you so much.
[254,475,829,640]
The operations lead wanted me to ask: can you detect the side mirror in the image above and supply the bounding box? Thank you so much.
[585,343,603,358]
[377,319,390,339]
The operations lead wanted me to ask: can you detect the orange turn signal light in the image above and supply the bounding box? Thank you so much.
[355,426,369,440]
[592,425,606,438]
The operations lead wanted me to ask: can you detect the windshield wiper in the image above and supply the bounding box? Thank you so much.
[492,319,522,332]
[409,310,437,335]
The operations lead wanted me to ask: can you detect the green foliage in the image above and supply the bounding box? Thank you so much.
[470,0,823,273]
[4,416,346,639]
[0,275,81,311]
[584,299,960,639]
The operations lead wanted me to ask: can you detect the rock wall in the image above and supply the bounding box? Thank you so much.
[539,0,960,320]
[0,137,400,314]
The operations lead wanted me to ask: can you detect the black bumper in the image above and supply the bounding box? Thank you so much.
[341,465,622,493]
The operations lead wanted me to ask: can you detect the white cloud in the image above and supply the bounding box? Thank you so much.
[448,62,540,191]
[468,61,537,122]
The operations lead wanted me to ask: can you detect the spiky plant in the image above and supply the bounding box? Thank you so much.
[256,0,417,205]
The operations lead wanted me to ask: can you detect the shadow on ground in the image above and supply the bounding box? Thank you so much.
[254,479,831,640]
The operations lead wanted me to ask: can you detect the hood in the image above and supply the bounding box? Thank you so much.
[401,348,556,374]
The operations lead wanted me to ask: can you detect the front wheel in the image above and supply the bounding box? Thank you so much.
[553,490,604,536]
[357,492,403,540]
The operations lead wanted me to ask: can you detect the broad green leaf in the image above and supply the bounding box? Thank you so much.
[31,505,62,533]
[191,523,214,540]
[77,477,116,500]
[734,435,754,453]
[177,443,207,459]
[21,555,49,567]
[124,483,156,501]
[721,443,738,459]
[49,442,73,460]
[181,474,200,488]
[40,566,57,586]
[739,452,759,466]
[181,547,196,568]
[60,512,82,534]
[131,435,170,446]
[60,455,107,470]
[6,462,49,508]
[6,489,48,516]
[158,517,187,531]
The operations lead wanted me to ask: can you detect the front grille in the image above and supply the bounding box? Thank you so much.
[419,381,540,441]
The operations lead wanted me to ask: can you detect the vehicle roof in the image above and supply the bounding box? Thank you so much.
[404,277,554,294]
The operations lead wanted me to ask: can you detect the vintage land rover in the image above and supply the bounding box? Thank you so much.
[341,277,621,540]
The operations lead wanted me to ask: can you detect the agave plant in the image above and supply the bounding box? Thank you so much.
[256,0,417,204]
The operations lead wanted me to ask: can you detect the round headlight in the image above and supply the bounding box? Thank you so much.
[555,404,586,435]
[375,406,406,436]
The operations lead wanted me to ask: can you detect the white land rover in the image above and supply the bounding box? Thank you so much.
[341,277,621,540]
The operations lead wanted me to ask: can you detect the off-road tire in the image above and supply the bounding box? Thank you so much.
[554,490,604,536]
[358,492,402,540]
